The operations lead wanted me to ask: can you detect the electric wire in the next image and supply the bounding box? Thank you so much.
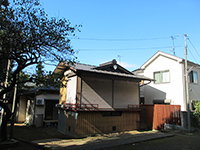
[188,47,198,63]
[188,38,200,58]
[77,46,183,52]
[71,35,182,42]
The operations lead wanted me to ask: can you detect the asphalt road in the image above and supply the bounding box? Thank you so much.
[103,132,200,150]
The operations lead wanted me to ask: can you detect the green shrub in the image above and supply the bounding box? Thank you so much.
[192,100,200,127]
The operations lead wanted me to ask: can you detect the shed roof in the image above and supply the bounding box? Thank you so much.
[54,60,153,81]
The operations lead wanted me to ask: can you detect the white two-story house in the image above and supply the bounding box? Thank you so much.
[133,51,200,127]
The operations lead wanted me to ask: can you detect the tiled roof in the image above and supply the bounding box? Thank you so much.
[70,62,153,81]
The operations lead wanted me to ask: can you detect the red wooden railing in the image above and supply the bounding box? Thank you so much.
[64,103,99,111]
[63,103,141,112]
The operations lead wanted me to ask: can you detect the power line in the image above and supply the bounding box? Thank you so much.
[71,35,181,42]
[188,38,200,58]
[77,45,183,52]
[188,47,198,63]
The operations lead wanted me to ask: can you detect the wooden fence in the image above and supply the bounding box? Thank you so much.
[152,104,181,130]
[140,104,181,130]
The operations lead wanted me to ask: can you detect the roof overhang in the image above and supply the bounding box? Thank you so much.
[55,61,154,82]
[140,51,183,70]
[54,62,77,74]
[76,68,153,82]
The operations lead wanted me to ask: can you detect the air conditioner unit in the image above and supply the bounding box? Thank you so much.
[36,99,44,105]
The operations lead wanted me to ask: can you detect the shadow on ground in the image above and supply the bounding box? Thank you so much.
[8,123,71,141]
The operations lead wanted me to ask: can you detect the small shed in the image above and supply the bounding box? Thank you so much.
[16,87,59,126]
[55,59,153,137]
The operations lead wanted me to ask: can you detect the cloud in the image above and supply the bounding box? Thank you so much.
[118,61,137,69]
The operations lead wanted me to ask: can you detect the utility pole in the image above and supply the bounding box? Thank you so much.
[184,34,191,132]
[171,36,175,55]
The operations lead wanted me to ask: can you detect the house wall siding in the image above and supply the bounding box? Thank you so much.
[188,64,200,101]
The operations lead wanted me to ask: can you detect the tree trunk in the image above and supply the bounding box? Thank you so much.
[0,102,11,141]
[1,115,8,141]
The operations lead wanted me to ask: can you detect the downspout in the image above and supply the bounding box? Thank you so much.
[139,80,152,87]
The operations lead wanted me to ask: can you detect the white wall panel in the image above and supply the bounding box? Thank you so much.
[114,80,139,108]
[82,77,112,109]
[66,76,77,104]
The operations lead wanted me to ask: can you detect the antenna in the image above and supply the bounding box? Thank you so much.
[117,55,123,63]
[171,36,175,55]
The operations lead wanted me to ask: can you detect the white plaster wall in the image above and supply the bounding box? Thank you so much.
[141,55,185,111]
[66,76,77,104]
[82,77,112,109]
[82,77,139,109]
[114,80,139,108]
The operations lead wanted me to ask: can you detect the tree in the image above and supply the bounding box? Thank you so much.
[34,61,45,87]
[0,0,80,141]
[191,101,200,127]
[32,61,63,88]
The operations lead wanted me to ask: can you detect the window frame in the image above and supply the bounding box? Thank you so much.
[154,70,170,84]
[189,71,198,84]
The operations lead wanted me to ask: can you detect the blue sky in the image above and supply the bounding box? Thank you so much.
[40,0,200,71]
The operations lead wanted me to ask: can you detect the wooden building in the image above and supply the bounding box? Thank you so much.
[55,59,152,137]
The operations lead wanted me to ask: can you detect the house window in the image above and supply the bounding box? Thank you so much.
[189,71,198,84]
[154,70,170,83]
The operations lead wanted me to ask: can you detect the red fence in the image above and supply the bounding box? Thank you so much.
[140,104,181,130]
